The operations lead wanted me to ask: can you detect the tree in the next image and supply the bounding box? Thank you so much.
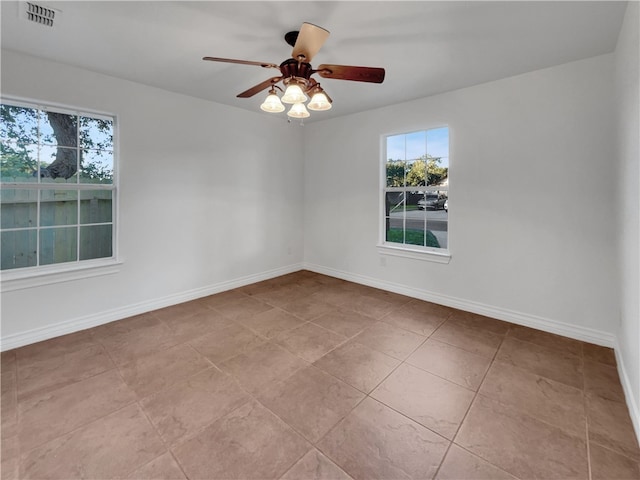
[1,104,113,180]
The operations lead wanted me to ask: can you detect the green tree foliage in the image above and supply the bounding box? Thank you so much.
[386,155,448,187]
[0,104,113,180]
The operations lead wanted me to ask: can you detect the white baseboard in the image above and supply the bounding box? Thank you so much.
[303,262,616,347]
[0,263,303,351]
[614,339,640,448]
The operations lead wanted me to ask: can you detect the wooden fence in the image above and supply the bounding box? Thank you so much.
[1,189,112,270]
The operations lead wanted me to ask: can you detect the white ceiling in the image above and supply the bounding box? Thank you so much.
[1,1,628,122]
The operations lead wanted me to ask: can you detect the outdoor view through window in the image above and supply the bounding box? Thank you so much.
[384,127,449,251]
[0,101,115,271]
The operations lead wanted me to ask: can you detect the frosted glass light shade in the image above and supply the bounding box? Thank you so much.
[281,84,308,104]
[260,93,285,113]
[307,92,332,111]
[287,102,310,118]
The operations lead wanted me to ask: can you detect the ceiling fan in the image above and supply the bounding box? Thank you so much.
[203,22,385,119]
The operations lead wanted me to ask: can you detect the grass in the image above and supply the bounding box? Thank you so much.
[386,228,440,248]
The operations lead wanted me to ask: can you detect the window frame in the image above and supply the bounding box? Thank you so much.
[378,126,451,264]
[0,96,120,291]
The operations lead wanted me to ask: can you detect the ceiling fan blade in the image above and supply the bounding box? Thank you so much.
[315,64,385,83]
[202,57,279,69]
[291,23,330,63]
[237,76,283,98]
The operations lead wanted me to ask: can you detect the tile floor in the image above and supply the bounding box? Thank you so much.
[1,270,639,480]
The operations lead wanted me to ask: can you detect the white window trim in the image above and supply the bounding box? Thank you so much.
[0,96,120,286]
[0,259,123,292]
[379,126,451,263]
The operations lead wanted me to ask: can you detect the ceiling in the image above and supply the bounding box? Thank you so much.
[1,1,628,122]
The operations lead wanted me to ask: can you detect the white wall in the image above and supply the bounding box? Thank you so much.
[615,1,640,437]
[303,53,618,344]
[0,50,304,347]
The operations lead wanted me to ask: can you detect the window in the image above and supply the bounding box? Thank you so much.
[380,127,449,260]
[1,99,116,274]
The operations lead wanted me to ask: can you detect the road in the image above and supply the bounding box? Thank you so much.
[389,209,448,232]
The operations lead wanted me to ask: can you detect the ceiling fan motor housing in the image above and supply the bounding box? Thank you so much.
[280,58,313,85]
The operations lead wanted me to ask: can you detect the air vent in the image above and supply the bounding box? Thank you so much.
[22,2,58,27]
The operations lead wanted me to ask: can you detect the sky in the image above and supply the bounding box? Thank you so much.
[386,127,449,167]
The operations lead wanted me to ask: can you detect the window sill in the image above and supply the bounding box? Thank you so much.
[377,244,451,264]
[1,259,123,292]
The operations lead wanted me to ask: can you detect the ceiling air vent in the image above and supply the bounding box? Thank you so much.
[21,2,58,27]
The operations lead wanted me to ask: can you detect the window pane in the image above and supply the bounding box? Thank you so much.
[0,105,39,147]
[404,131,427,160]
[1,189,37,228]
[1,229,37,269]
[386,160,406,187]
[40,227,77,265]
[40,190,78,226]
[80,190,112,224]
[80,150,113,184]
[40,111,77,147]
[80,225,112,260]
[80,117,113,150]
[1,143,38,183]
[426,127,449,187]
[40,145,79,183]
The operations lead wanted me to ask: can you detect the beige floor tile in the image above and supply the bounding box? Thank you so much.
[125,452,187,480]
[20,404,165,480]
[506,325,584,356]
[407,338,491,390]
[583,343,616,366]
[1,457,19,480]
[436,444,517,480]
[14,330,97,367]
[587,393,640,460]
[18,369,136,451]
[161,308,234,343]
[313,341,400,394]
[17,344,114,400]
[197,289,248,309]
[1,371,17,439]
[280,449,353,480]
[281,297,336,320]
[381,307,444,336]
[310,287,356,308]
[219,342,308,394]
[258,366,364,443]
[447,310,511,335]
[140,367,249,445]
[456,395,588,479]
[372,363,474,439]
[589,443,640,480]
[479,361,586,437]
[172,401,309,480]
[118,344,211,398]
[431,321,503,358]
[317,397,449,480]
[274,323,347,363]
[496,336,584,389]
[345,294,398,320]
[353,322,425,360]
[1,351,16,375]
[237,307,306,339]
[151,300,211,323]
[213,296,273,321]
[312,308,374,338]
[93,314,180,366]
[583,360,626,403]
[189,323,265,364]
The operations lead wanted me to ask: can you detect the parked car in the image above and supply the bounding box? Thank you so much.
[418,193,447,210]
[444,199,448,212]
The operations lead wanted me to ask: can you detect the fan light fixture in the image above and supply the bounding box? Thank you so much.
[261,80,331,119]
[281,83,307,104]
[260,88,285,112]
[287,102,310,118]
